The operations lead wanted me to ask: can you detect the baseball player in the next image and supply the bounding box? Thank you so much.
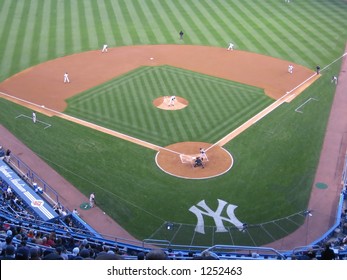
[168,95,176,107]
[200,148,208,161]
[288,65,294,74]
[32,112,36,123]
[179,31,184,40]
[194,157,204,168]
[101,44,108,53]
[331,75,338,85]
[227,42,234,51]
[89,192,95,207]
[316,65,321,75]
[63,72,70,83]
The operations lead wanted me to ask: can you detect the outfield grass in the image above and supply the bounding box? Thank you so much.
[0,0,346,246]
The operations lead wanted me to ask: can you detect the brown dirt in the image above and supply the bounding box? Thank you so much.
[1,44,344,250]
[0,45,314,112]
[156,142,233,179]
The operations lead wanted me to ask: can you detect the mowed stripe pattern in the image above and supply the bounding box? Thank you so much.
[65,66,273,146]
[0,0,347,82]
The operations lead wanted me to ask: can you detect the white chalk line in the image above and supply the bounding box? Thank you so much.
[295,98,318,113]
[15,114,52,129]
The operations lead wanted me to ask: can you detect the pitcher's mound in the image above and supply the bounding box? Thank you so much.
[155,142,233,179]
[153,96,188,110]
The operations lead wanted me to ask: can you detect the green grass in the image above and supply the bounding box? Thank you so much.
[0,63,339,245]
[65,66,273,146]
[0,0,346,246]
[1,0,347,81]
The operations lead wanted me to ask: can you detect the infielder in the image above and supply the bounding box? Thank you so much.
[63,72,70,83]
[288,65,294,74]
[227,42,234,51]
[101,44,108,53]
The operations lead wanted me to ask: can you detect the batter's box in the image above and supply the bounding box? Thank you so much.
[295,98,318,113]
[16,114,52,129]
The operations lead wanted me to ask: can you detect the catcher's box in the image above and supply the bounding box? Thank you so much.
[179,154,195,164]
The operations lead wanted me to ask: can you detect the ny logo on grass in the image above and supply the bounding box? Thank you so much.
[189,199,243,234]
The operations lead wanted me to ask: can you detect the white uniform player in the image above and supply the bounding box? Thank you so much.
[200,148,208,161]
[101,44,108,53]
[288,65,294,74]
[64,72,70,83]
[168,95,176,107]
[227,42,234,51]
[32,112,36,123]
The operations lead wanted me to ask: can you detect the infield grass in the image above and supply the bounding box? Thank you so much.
[65,66,273,146]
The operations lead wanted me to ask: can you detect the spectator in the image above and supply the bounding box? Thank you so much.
[15,246,30,260]
[55,246,68,260]
[201,249,219,260]
[68,247,80,260]
[145,249,167,260]
[6,229,13,237]
[33,231,43,245]
[320,243,336,260]
[27,229,35,242]
[5,149,11,161]
[95,252,123,260]
[42,252,64,260]
[0,146,5,158]
[137,251,145,260]
[29,247,41,260]
[305,247,317,260]
[1,236,14,254]
[0,245,16,260]
[41,236,51,247]
[80,248,93,259]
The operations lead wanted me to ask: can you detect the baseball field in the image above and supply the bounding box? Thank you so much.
[0,0,347,249]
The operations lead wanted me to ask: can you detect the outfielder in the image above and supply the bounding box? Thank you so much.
[32,112,36,123]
